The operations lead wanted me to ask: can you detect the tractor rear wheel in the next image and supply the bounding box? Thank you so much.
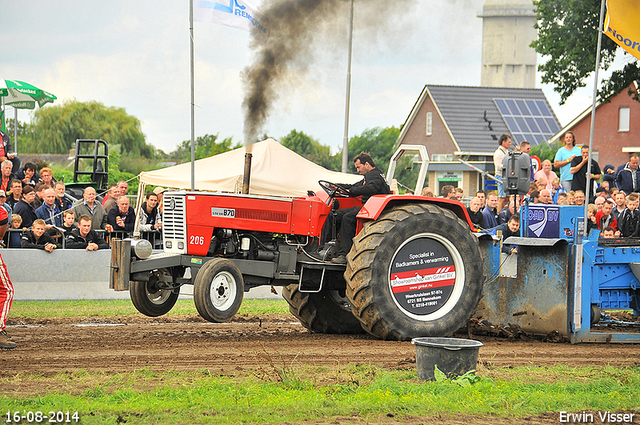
[345,203,484,341]
[283,284,364,334]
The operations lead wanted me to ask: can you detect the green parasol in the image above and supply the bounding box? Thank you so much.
[0,79,57,150]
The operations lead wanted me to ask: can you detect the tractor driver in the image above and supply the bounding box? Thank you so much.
[325,152,391,265]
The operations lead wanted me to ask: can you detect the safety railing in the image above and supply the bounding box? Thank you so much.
[3,229,162,250]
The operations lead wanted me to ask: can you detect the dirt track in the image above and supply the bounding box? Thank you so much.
[3,313,639,376]
[2,314,639,424]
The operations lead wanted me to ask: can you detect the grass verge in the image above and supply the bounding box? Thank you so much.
[1,365,638,424]
[9,298,290,318]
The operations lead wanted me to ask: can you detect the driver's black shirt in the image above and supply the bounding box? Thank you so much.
[345,168,391,204]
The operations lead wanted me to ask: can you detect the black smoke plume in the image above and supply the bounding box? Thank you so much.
[241,0,414,147]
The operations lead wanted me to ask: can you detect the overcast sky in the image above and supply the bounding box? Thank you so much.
[0,0,617,154]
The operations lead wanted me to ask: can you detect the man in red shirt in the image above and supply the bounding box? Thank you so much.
[595,199,618,235]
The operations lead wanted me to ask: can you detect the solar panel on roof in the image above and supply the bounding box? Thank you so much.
[495,99,509,115]
[493,98,561,145]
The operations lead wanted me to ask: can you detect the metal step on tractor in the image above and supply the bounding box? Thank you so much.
[109,146,640,343]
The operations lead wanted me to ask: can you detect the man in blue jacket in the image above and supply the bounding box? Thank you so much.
[35,188,62,228]
[615,154,640,195]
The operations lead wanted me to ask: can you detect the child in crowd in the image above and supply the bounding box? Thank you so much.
[610,187,619,198]
[551,177,565,204]
[567,190,576,205]
[420,187,434,197]
[61,209,78,236]
[21,219,59,253]
[618,193,640,237]
[557,192,569,204]
[587,204,598,233]
[8,214,22,248]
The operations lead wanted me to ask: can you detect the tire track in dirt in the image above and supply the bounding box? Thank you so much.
[1,317,638,379]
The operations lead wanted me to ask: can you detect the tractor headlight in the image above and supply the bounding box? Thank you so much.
[130,239,152,259]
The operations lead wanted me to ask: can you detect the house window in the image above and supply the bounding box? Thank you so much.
[619,107,630,132]
[426,112,432,136]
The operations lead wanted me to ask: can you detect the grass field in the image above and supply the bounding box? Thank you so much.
[1,365,639,424]
[8,298,290,318]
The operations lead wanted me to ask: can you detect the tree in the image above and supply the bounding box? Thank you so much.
[3,118,31,152]
[531,139,562,166]
[27,100,155,157]
[171,134,239,162]
[346,127,400,174]
[280,130,339,170]
[532,0,639,105]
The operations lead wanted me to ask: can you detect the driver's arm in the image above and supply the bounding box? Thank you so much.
[348,171,387,198]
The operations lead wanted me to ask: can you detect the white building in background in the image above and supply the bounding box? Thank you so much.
[479,0,537,88]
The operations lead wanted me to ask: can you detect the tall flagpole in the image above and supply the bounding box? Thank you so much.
[0,96,4,133]
[189,0,196,191]
[341,0,355,173]
[583,0,607,236]
[14,108,18,154]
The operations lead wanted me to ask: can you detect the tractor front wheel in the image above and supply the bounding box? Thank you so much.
[130,270,179,317]
[194,259,244,323]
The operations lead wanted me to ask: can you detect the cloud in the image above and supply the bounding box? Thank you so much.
[0,0,594,155]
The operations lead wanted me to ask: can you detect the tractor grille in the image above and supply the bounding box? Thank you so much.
[235,209,288,223]
[162,194,186,252]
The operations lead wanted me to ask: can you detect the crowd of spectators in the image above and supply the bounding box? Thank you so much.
[418,131,640,242]
[0,161,165,251]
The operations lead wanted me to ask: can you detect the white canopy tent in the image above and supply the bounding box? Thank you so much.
[138,138,362,198]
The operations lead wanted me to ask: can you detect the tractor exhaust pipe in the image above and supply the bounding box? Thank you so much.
[242,153,252,194]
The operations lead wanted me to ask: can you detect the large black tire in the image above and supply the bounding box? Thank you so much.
[130,272,179,317]
[283,284,365,334]
[194,258,244,323]
[345,203,484,341]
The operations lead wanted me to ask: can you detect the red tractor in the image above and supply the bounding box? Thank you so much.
[110,146,484,340]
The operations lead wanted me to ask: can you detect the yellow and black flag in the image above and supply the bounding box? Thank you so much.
[604,0,640,60]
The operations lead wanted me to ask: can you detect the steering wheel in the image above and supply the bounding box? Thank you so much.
[319,180,350,198]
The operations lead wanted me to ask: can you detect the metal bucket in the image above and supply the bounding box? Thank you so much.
[412,337,483,381]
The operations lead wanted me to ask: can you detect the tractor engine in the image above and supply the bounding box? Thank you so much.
[208,228,280,262]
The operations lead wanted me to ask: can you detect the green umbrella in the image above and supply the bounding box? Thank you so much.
[0,79,57,151]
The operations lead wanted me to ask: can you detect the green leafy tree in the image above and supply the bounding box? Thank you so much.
[3,118,32,152]
[280,130,339,170]
[346,127,400,174]
[107,150,138,194]
[172,134,239,162]
[345,126,425,191]
[531,140,562,166]
[532,0,639,104]
[26,100,155,157]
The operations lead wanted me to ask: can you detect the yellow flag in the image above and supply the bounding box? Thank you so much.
[604,0,640,60]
